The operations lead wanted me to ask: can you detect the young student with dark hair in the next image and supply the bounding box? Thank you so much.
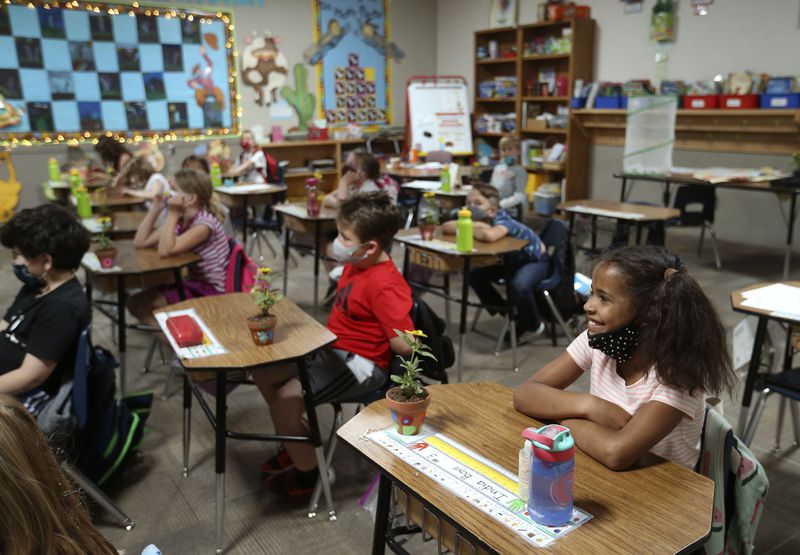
[253,192,413,497]
[89,136,132,185]
[0,204,90,403]
[113,156,171,206]
[442,183,548,339]
[181,154,211,174]
[128,169,230,327]
[323,148,397,208]
[0,394,117,554]
[514,245,735,470]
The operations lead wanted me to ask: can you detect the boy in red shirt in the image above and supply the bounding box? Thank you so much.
[252,192,413,496]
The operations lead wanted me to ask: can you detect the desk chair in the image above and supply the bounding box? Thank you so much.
[672,185,721,270]
[425,150,453,164]
[741,365,800,450]
[245,161,289,263]
[62,327,135,530]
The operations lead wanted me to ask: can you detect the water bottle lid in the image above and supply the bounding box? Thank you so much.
[423,191,435,198]
[522,424,574,452]
[458,208,472,219]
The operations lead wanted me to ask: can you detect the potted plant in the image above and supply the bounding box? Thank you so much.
[94,233,117,269]
[98,215,113,232]
[386,329,436,436]
[95,188,116,226]
[247,267,283,346]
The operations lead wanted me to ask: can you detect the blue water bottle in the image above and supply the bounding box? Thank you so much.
[523,424,575,526]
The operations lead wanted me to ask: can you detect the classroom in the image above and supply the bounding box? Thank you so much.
[0,0,797,553]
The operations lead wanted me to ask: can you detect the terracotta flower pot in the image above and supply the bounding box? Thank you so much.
[419,222,436,241]
[247,313,277,346]
[94,247,117,269]
[386,386,431,436]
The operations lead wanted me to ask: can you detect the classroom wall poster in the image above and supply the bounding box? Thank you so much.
[0,0,240,146]
[309,0,403,129]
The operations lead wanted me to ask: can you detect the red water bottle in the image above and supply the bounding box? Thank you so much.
[305,176,321,217]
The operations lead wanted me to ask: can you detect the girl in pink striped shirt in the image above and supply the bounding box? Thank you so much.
[128,169,229,327]
[514,246,735,470]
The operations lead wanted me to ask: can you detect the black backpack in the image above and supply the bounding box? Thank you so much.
[392,296,455,384]
[75,346,154,486]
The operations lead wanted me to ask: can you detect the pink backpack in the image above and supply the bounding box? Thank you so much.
[225,240,257,293]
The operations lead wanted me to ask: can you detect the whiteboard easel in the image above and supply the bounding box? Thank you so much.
[406,76,473,156]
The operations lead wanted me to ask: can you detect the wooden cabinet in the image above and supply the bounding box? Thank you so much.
[473,19,595,199]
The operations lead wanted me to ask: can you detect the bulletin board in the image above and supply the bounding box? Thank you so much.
[406,76,472,156]
[0,0,240,146]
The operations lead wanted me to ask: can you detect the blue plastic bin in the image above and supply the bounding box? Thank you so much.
[760,93,800,109]
[594,96,622,109]
[570,97,586,109]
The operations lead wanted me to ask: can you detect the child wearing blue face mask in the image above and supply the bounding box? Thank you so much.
[0,204,90,407]
[489,135,528,218]
[251,192,413,497]
[442,183,548,340]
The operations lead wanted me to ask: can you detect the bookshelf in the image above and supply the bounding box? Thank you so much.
[473,18,595,199]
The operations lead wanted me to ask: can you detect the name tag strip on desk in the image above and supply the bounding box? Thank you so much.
[368,426,591,549]
[155,308,227,360]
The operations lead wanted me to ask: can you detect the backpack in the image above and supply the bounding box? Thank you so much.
[258,148,281,183]
[394,296,455,383]
[225,239,258,293]
[75,346,154,486]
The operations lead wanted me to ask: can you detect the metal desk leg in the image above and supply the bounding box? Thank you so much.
[737,317,768,438]
[402,245,410,278]
[591,216,597,251]
[783,192,797,280]
[313,221,321,318]
[84,268,93,302]
[371,473,392,555]
[456,258,472,383]
[116,275,127,397]
[242,195,249,252]
[504,256,518,372]
[620,177,628,202]
[182,372,192,478]
[567,213,575,243]
[635,222,643,245]
[663,181,672,207]
[283,226,291,294]
[214,371,228,554]
[174,268,186,301]
[297,356,336,520]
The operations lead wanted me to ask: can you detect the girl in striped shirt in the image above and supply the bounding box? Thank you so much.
[514,246,735,470]
[128,169,229,327]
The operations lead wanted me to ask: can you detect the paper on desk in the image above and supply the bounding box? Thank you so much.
[566,205,647,220]
[81,252,121,272]
[155,308,227,359]
[221,183,279,193]
[740,283,800,319]
[402,180,442,190]
[692,167,789,184]
[402,234,475,253]
[417,162,442,170]
[82,217,104,234]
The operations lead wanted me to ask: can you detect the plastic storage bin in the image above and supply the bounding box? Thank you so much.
[720,94,759,109]
[570,97,586,109]
[760,93,800,109]
[594,96,622,109]
[683,95,719,109]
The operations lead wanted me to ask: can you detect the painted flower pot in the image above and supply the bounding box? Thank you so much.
[386,387,431,436]
[419,222,436,241]
[247,313,277,346]
[94,247,117,269]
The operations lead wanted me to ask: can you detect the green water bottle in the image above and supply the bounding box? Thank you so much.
[48,157,60,182]
[440,164,451,192]
[75,187,92,219]
[210,162,222,188]
[456,208,473,253]
[69,168,82,195]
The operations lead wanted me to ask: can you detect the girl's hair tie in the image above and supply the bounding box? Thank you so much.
[664,267,679,281]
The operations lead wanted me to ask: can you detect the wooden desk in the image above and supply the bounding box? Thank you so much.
[82,211,145,240]
[400,181,471,220]
[215,183,287,251]
[82,240,200,395]
[614,172,800,279]
[90,192,146,212]
[394,228,528,380]
[339,382,714,554]
[731,281,800,441]
[156,293,336,553]
[273,202,338,318]
[558,198,680,249]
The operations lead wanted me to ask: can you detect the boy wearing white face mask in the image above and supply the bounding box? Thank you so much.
[489,135,528,218]
[251,192,413,497]
[442,183,547,341]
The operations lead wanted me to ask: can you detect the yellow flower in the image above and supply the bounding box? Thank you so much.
[405,329,427,338]
[257,267,272,274]
[98,216,112,223]
[313,171,322,180]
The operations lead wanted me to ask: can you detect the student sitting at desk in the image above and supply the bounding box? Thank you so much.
[489,135,528,218]
[128,169,230,327]
[514,246,735,470]
[322,149,398,208]
[0,205,90,407]
[253,192,413,497]
[441,183,548,341]
[113,156,171,207]
[88,136,132,186]
[223,129,267,184]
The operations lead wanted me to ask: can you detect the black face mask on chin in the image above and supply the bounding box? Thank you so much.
[587,322,639,364]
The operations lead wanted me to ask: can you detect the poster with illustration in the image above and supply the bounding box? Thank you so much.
[308,0,403,128]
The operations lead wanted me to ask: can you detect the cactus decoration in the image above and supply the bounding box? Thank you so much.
[280,64,316,131]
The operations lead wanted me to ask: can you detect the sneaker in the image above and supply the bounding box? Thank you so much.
[260,446,294,476]
[266,467,319,498]
[505,321,546,345]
